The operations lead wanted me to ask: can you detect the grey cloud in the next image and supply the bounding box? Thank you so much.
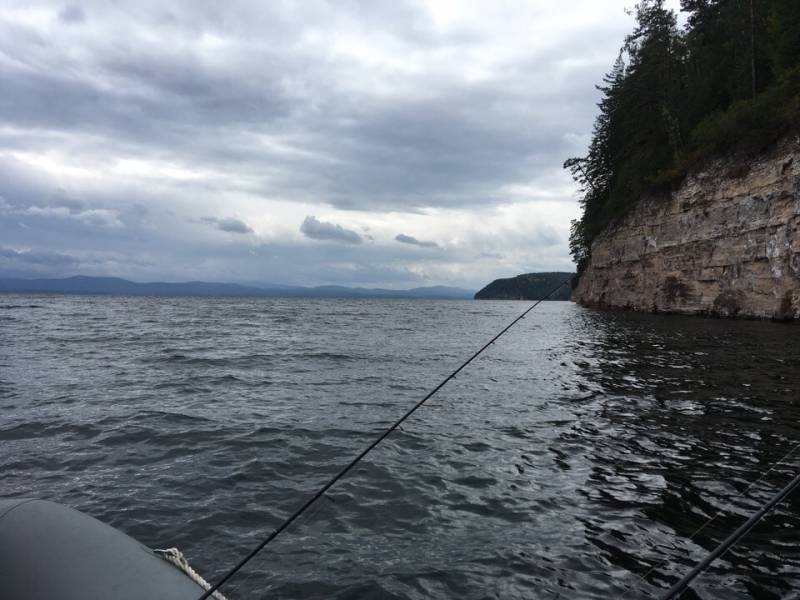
[22,206,122,227]
[0,1,613,212]
[59,5,86,23]
[0,156,169,231]
[0,178,122,228]
[201,216,253,234]
[300,216,362,245]
[0,243,161,280]
[395,234,439,248]
[0,246,78,267]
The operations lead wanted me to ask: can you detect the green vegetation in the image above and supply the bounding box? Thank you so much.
[474,272,574,301]
[566,0,800,271]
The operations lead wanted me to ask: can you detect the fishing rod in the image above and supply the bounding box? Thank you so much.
[658,469,800,600]
[197,279,573,600]
[616,434,800,599]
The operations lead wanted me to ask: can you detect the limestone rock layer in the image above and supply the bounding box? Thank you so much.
[573,136,800,319]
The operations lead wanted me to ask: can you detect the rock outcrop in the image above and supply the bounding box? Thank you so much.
[573,136,800,319]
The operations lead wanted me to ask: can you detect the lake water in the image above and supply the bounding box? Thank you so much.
[1,295,799,599]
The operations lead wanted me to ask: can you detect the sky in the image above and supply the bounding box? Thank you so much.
[0,0,683,290]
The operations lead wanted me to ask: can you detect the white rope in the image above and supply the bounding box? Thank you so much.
[153,548,231,600]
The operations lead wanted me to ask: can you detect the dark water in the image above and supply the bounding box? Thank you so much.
[2,295,799,599]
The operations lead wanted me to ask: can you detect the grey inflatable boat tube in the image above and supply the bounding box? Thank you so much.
[0,498,207,600]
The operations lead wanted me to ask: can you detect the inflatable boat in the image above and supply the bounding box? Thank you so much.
[0,498,222,600]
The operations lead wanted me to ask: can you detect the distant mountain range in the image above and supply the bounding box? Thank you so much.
[0,275,475,300]
[474,272,574,300]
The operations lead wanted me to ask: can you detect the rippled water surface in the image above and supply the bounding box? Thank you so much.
[2,295,800,599]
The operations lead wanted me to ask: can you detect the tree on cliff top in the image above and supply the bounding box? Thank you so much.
[566,0,800,270]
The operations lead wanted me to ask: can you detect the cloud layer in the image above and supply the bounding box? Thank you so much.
[201,216,254,234]
[0,1,683,288]
[395,234,438,248]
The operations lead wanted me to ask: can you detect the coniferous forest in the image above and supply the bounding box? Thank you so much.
[565,0,800,271]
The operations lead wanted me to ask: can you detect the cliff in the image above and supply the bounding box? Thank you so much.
[573,136,800,319]
[475,272,573,301]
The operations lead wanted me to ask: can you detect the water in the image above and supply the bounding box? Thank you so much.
[1,295,799,599]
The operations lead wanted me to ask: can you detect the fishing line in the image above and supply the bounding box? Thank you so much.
[197,279,573,600]
[622,438,800,599]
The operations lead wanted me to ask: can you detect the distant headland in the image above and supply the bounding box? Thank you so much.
[474,272,574,301]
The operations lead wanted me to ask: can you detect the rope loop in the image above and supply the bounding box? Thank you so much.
[154,547,231,600]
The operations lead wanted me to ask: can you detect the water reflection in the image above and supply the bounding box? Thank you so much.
[570,308,800,598]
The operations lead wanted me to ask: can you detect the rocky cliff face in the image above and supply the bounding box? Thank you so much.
[573,136,800,319]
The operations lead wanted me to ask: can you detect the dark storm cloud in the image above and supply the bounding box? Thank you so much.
[395,233,438,248]
[300,216,362,244]
[201,216,253,234]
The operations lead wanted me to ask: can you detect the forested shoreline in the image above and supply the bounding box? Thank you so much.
[474,272,574,300]
[565,0,800,271]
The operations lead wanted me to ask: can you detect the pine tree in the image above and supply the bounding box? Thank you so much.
[566,0,799,271]
[564,55,626,267]
[767,0,800,78]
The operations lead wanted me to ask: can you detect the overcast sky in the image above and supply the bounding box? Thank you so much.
[0,0,682,289]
